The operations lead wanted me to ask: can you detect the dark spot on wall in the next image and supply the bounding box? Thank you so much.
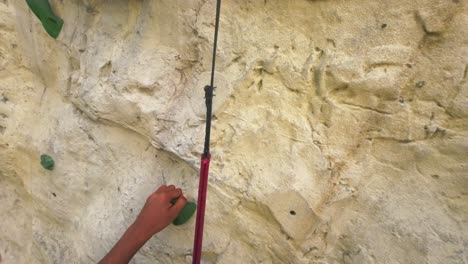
[416,81,425,88]
[99,61,112,79]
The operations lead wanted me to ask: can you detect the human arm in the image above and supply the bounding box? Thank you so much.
[99,185,187,264]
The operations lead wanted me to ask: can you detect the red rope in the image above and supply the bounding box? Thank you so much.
[192,155,211,264]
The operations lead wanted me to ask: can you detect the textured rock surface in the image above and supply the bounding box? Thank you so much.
[1,0,467,263]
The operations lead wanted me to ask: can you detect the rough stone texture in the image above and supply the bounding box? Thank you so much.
[0,0,467,263]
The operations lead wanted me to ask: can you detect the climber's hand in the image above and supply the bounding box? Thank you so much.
[98,185,187,264]
[133,185,187,239]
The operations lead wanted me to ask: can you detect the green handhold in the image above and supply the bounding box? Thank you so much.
[40,154,54,170]
[25,0,64,38]
[171,197,197,226]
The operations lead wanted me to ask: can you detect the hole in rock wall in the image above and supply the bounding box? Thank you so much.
[416,81,426,88]
[266,191,318,240]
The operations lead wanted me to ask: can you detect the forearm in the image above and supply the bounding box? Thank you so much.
[99,222,150,264]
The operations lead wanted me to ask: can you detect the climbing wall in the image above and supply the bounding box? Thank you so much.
[0,0,467,263]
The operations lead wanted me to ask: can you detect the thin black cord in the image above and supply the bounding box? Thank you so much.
[203,0,222,158]
[210,0,221,88]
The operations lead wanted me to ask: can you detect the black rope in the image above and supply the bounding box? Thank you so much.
[203,85,214,157]
[203,0,222,158]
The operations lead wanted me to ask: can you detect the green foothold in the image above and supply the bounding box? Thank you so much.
[171,197,197,226]
[25,0,64,38]
[40,154,54,170]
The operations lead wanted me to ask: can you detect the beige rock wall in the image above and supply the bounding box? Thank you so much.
[0,0,467,263]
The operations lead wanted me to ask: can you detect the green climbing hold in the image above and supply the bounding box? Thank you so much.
[40,154,54,170]
[171,197,197,226]
[25,0,64,38]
